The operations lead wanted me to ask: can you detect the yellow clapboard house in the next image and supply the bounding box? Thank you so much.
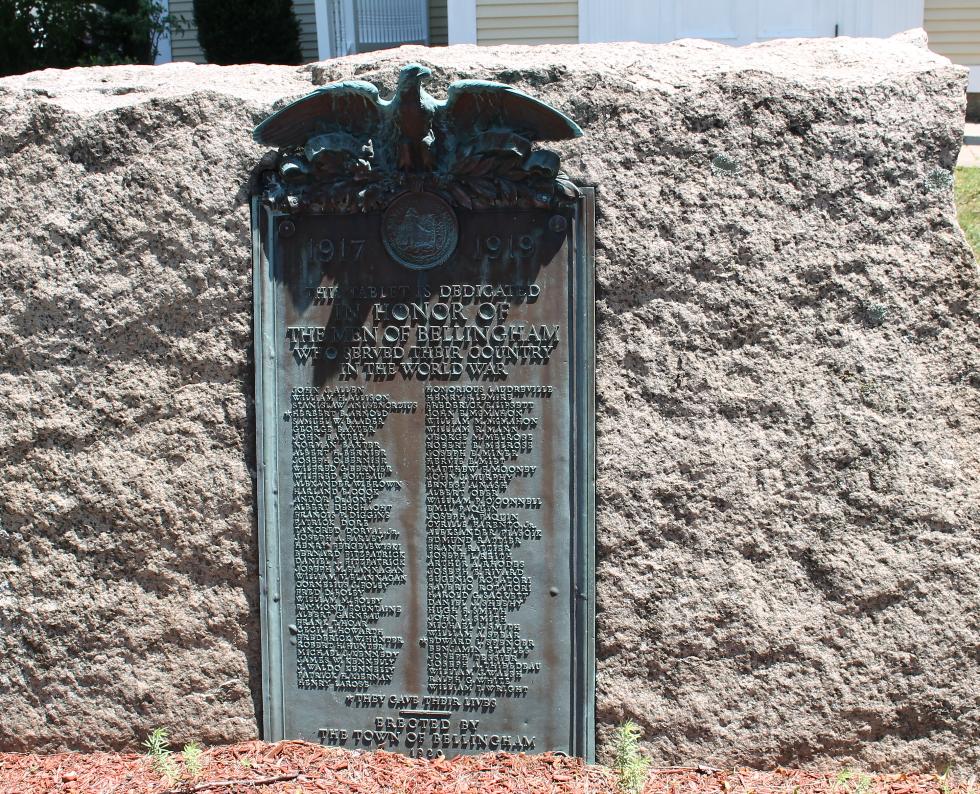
[158,0,980,103]
[926,0,980,90]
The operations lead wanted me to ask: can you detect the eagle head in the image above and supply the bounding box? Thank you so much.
[397,63,432,92]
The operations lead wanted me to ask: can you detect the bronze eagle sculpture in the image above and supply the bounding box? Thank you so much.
[253,64,583,214]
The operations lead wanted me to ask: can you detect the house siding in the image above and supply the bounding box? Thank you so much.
[294,0,320,61]
[169,0,205,63]
[429,0,448,45]
[476,0,578,45]
[925,0,980,65]
[169,0,319,63]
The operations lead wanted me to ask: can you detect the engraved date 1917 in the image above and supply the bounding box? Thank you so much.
[310,237,366,264]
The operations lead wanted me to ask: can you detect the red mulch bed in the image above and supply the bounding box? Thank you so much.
[0,740,970,794]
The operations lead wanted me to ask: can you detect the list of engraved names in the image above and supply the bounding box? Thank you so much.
[285,271,565,755]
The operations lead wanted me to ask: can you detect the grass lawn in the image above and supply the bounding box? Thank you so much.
[955,166,980,258]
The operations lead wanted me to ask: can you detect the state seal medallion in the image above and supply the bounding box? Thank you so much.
[382,192,458,270]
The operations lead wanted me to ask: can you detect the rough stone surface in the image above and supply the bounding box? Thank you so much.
[1,35,978,769]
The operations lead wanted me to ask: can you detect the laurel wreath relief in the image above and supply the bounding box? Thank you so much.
[260,128,580,215]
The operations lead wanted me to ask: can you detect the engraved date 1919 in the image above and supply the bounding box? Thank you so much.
[472,234,536,261]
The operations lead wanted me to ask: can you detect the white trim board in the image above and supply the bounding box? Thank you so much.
[577,0,925,44]
[155,0,172,63]
[447,0,476,44]
[314,0,330,60]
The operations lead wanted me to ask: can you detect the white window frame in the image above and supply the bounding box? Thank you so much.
[316,0,430,59]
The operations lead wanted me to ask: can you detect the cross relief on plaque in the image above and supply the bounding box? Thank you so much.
[251,63,595,759]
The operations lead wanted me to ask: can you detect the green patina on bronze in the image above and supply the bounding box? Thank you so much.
[253,63,582,215]
[250,64,595,761]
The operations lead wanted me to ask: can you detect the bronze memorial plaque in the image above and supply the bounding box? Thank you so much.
[251,65,595,759]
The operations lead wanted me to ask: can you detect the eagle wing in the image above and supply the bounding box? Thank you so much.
[252,81,385,147]
[442,80,582,142]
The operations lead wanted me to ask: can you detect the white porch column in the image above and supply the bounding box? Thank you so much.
[314,0,331,60]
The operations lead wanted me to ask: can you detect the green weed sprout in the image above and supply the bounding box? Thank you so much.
[144,727,179,784]
[182,741,204,779]
[613,720,651,794]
